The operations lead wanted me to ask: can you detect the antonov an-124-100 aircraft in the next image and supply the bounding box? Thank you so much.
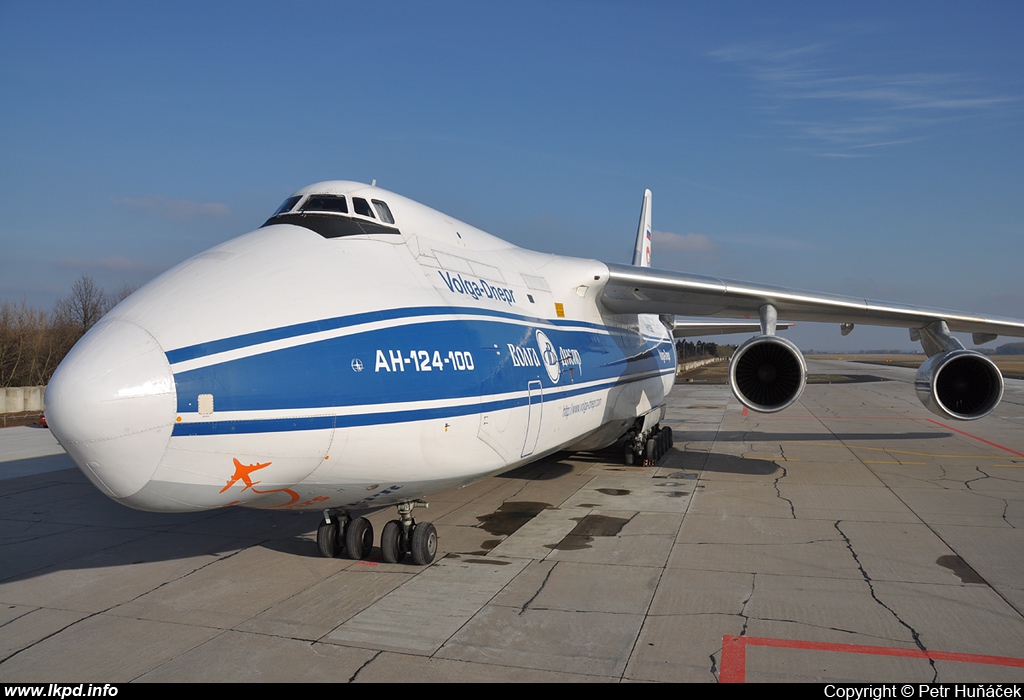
[45,181,1024,565]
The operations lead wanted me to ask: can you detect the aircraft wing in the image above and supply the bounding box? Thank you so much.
[601,263,1024,342]
[671,321,792,338]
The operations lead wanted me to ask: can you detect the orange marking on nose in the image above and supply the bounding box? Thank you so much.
[221,458,272,494]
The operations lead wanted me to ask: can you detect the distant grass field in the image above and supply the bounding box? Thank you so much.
[675,354,1024,384]
[808,354,1024,380]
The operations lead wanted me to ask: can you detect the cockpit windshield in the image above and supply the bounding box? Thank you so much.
[262,191,400,239]
[300,194,349,214]
[372,199,395,224]
[272,195,302,216]
[352,197,375,218]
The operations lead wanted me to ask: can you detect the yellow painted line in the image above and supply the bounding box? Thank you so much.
[862,461,927,465]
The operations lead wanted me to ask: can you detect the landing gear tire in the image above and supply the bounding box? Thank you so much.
[344,517,374,560]
[411,522,438,566]
[317,519,341,558]
[623,431,638,466]
[662,426,673,449]
[645,438,658,465]
[381,520,407,564]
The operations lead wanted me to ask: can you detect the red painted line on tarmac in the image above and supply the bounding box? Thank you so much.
[740,414,917,420]
[925,418,1024,458]
[719,635,1024,683]
[742,406,748,417]
[720,635,747,682]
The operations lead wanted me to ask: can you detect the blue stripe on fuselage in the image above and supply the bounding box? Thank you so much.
[165,305,626,365]
[169,309,675,436]
[170,368,672,437]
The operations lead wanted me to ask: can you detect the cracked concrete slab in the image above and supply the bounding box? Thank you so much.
[235,569,413,640]
[110,545,338,629]
[671,514,865,580]
[135,630,377,683]
[350,651,612,682]
[0,607,90,662]
[0,614,222,682]
[436,604,644,677]
[489,559,661,614]
[324,556,529,655]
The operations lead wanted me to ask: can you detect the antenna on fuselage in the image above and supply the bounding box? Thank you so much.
[371,179,377,187]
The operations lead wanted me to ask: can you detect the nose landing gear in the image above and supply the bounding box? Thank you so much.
[316,501,437,566]
[380,500,436,565]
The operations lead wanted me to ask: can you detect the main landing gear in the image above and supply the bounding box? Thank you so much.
[316,501,437,566]
[623,424,673,466]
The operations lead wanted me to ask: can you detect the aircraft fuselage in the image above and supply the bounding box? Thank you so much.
[45,181,676,515]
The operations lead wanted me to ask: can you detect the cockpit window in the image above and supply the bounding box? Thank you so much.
[352,197,375,218]
[372,199,395,224]
[261,192,401,239]
[300,194,349,214]
[273,195,302,216]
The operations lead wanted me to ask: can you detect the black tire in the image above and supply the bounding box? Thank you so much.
[344,517,374,560]
[381,520,406,564]
[411,522,438,566]
[623,431,636,466]
[317,519,340,558]
[645,437,658,464]
[663,426,673,449]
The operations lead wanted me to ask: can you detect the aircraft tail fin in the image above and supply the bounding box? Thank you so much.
[631,189,653,267]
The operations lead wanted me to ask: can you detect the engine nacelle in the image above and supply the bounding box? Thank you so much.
[914,349,1004,421]
[729,335,807,413]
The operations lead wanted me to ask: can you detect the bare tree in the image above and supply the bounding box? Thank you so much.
[0,299,68,387]
[0,299,28,387]
[107,282,138,309]
[0,277,142,388]
[54,275,108,335]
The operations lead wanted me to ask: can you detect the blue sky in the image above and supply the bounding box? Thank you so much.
[2,1,1022,351]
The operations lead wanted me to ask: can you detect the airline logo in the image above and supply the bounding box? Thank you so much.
[221,458,270,493]
[221,458,302,508]
[536,330,560,383]
[533,330,582,384]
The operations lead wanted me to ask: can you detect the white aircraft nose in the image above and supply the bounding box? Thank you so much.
[46,320,176,501]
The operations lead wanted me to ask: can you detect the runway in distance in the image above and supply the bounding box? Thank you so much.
[44,181,1024,566]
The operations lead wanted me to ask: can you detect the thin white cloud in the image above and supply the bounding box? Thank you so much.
[116,196,231,220]
[56,256,164,274]
[708,40,1019,155]
[654,230,718,254]
[720,233,819,252]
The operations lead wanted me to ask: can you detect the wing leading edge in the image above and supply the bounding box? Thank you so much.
[600,263,1024,343]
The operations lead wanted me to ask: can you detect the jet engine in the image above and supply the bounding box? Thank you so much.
[729,335,807,413]
[914,349,1004,421]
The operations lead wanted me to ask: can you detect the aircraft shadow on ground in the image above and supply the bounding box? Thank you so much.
[1,452,596,576]
[0,457,323,581]
[708,431,949,442]
[0,424,953,581]
[679,452,781,475]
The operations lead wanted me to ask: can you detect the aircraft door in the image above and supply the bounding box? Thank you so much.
[521,380,543,457]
